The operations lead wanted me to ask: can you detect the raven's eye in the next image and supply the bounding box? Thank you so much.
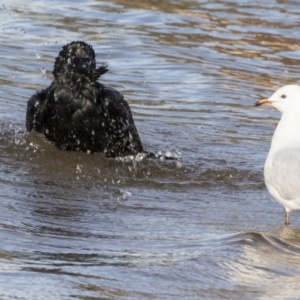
[281,94,286,99]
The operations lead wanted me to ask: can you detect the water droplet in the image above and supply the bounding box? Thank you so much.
[176,161,182,168]
[166,151,172,157]
[76,164,82,174]
[40,68,46,78]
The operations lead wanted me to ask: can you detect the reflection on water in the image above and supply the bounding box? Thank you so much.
[1,0,300,298]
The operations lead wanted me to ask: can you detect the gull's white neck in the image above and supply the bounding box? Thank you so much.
[269,111,300,156]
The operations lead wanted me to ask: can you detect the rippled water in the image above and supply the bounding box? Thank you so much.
[1,0,300,298]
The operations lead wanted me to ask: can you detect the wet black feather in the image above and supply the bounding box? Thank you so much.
[26,41,144,157]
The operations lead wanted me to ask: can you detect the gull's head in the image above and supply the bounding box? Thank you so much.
[255,85,300,113]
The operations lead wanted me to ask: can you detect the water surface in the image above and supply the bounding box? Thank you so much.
[1,0,300,299]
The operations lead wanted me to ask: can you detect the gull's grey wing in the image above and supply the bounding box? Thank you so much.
[271,149,300,200]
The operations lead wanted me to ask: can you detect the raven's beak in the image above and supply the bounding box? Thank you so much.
[254,98,272,107]
[75,58,91,74]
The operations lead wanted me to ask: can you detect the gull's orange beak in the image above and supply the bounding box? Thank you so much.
[254,98,272,107]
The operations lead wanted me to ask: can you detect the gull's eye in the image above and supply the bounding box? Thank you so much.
[281,94,286,99]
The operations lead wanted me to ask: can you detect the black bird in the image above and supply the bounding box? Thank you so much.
[26,41,146,158]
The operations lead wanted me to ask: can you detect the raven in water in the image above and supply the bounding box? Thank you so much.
[26,41,146,158]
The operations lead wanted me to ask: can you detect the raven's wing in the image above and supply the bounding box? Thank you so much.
[26,85,51,132]
[96,85,144,155]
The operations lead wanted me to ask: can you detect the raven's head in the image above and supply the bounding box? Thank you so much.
[53,41,108,83]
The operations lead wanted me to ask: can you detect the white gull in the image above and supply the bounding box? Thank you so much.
[255,85,300,225]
